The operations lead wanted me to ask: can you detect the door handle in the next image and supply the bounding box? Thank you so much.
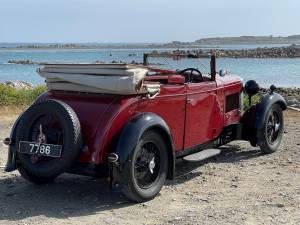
[187,98,193,103]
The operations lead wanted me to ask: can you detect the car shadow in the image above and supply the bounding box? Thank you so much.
[0,174,133,221]
[0,143,262,221]
[169,143,263,185]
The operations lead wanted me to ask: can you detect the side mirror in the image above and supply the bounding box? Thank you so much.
[168,75,185,85]
[219,69,229,77]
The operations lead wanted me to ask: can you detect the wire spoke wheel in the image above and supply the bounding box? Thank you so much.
[121,130,168,202]
[27,113,64,164]
[134,142,161,189]
[266,110,281,145]
[259,103,284,154]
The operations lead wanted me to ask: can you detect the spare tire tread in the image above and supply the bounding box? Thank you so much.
[18,165,56,185]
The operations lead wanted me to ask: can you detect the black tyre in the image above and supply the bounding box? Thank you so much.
[18,165,56,185]
[258,104,284,154]
[121,130,168,202]
[16,100,82,183]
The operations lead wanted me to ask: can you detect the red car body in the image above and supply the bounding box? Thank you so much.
[37,73,242,165]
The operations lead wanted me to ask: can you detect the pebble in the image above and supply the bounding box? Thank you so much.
[174,216,183,220]
[142,203,149,207]
[275,203,285,208]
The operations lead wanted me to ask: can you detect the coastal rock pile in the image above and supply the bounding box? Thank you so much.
[8,60,46,65]
[1,81,33,90]
[149,49,210,58]
[217,45,300,58]
[94,60,163,65]
[148,45,300,58]
[286,99,300,109]
[260,87,300,109]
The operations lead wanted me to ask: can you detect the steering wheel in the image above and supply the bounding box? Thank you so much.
[178,68,203,83]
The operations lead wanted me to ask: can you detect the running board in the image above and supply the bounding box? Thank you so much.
[183,149,221,162]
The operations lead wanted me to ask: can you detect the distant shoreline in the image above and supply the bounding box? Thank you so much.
[0,43,210,50]
[1,35,300,50]
[4,45,300,61]
[0,43,296,51]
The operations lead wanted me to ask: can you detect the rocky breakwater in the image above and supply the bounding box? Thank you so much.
[217,45,300,58]
[0,81,33,90]
[148,45,300,58]
[260,87,300,109]
[7,60,47,65]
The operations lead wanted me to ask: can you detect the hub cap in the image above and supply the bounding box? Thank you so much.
[149,157,156,174]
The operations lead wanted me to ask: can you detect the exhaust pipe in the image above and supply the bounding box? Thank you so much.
[3,138,12,146]
[107,153,119,163]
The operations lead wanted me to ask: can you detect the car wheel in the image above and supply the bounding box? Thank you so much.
[16,100,82,182]
[258,103,284,154]
[121,130,168,202]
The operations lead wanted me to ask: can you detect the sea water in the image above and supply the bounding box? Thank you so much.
[0,46,299,87]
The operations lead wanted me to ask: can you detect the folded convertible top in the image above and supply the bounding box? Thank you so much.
[37,64,159,95]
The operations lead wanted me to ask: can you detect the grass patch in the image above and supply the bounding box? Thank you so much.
[243,94,261,108]
[0,84,47,106]
[0,84,263,109]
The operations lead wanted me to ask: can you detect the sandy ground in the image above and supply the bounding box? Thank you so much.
[0,109,299,225]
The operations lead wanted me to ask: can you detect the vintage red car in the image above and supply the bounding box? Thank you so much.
[4,56,287,202]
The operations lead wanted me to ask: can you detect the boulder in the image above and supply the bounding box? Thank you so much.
[2,81,33,90]
[287,98,300,108]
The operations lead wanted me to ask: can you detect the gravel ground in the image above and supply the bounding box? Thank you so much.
[0,109,299,225]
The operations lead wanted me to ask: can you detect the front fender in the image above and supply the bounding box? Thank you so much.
[4,113,23,172]
[112,112,175,184]
[255,92,287,130]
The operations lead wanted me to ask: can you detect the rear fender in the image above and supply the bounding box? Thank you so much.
[4,113,23,172]
[112,113,175,184]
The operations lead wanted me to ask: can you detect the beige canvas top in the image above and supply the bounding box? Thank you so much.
[37,64,159,95]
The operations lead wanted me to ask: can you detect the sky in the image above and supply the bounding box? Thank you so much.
[0,0,300,43]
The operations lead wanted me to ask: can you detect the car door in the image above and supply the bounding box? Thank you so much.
[184,80,217,149]
[136,75,187,152]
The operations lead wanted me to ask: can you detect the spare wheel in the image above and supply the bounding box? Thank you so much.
[16,100,82,182]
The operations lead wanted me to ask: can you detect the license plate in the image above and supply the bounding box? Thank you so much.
[18,141,62,158]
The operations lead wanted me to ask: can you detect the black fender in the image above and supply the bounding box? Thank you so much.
[112,112,175,185]
[255,92,287,130]
[240,92,286,146]
[4,113,23,172]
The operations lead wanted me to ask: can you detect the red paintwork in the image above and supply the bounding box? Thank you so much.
[38,73,242,164]
[185,81,217,148]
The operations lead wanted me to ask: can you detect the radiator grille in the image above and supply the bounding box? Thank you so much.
[225,93,240,112]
